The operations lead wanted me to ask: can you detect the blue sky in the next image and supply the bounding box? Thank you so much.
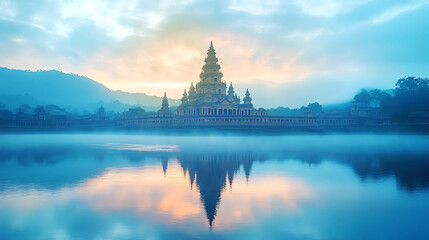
[1,0,428,107]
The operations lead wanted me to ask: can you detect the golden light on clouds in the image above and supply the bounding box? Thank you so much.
[209,35,315,88]
[82,33,316,98]
[3,31,315,99]
[4,35,316,102]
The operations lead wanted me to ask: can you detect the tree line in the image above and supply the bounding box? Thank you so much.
[353,77,429,122]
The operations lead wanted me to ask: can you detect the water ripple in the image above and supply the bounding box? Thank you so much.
[92,143,181,152]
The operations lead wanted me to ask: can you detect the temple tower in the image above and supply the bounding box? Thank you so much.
[158,92,171,114]
[243,89,253,107]
[227,83,235,97]
[200,41,223,83]
[188,83,197,101]
[181,89,188,104]
[196,42,227,97]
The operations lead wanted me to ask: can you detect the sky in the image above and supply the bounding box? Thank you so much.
[1,0,428,108]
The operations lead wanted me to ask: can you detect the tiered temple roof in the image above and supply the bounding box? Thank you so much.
[175,41,267,117]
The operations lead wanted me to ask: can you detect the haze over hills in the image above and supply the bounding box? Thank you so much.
[0,67,398,116]
[0,67,180,113]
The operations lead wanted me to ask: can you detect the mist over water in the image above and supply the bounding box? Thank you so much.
[1,133,429,240]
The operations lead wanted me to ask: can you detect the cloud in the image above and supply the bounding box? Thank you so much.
[292,0,372,17]
[283,28,327,40]
[58,0,197,40]
[228,0,282,15]
[0,0,429,107]
[372,3,422,24]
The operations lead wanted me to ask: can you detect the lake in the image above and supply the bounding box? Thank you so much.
[0,133,429,240]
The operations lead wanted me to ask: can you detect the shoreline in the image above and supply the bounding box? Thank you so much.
[2,124,429,135]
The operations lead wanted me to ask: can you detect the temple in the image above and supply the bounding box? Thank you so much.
[176,41,267,117]
[121,41,358,127]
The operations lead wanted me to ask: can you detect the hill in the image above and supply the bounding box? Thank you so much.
[0,67,179,112]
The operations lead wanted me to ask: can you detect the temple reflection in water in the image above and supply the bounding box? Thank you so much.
[1,134,429,234]
[176,151,267,227]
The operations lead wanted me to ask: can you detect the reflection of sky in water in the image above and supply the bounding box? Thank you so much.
[0,134,429,240]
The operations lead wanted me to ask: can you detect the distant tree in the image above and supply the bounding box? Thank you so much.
[381,77,429,122]
[353,89,371,105]
[123,107,146,119]
[369,89,392,107]
[395,76,429,94]
[307,102,322,114]
[269,106,305,117]
[18,104,34,114]
[45,104,67,115]
[395,77,429,110]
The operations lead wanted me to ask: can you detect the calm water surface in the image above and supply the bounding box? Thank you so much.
[0,133,429,240]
